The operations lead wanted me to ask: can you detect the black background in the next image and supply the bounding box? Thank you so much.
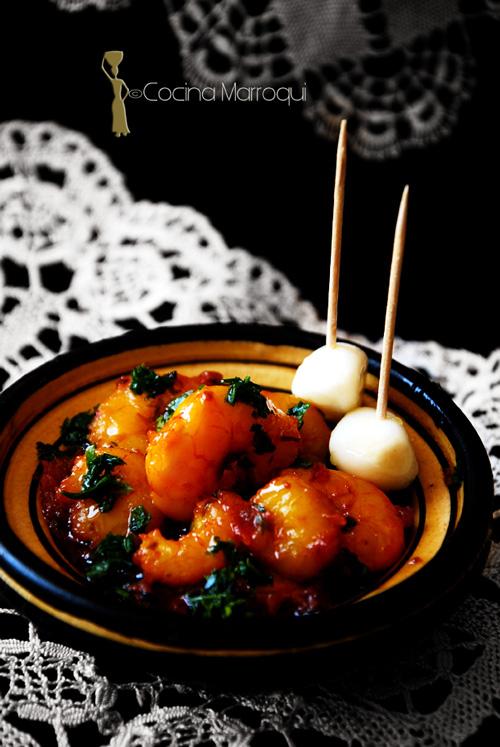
[1,1,499,353]
[0,3,500,744]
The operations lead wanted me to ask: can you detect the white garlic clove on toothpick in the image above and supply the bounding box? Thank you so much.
[329,406,418,491]
[291,343,368,421]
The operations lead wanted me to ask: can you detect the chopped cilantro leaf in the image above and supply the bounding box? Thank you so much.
[156,390,194,430]
[129,505,151,534]
[155,414,166,431]
[59,411,95,449]
[222,376,270,418]
[36,408,96,461]
[287,401,310,430]
[85,533,140,595]
[130,365,177,398]
[62,445,132,512]
[250,424,276,454]
[183,538,271,619]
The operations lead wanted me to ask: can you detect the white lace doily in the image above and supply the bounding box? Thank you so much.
[49,0,130,11]
[1,120,499,746]
[48,0,499,158]
[0,120,320,390]
[164,0,499,159]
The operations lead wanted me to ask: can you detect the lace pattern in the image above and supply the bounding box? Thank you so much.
[165,0,499,158]
[0,120,499,746]
[48,0,499,157]
[0,120,320,390]
[349,336,500,509]
[49,0,130,10]
[47,0,500,156]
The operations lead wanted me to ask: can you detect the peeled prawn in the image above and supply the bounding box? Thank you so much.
[134,491,256,586]
[90,378,157,453]
[59,445,162,547]
[90,370,222,453]
[265,391,331,462]
[279,465,407,573]
[146,385,300,521]
[247,471,345,581]
[320,467,407,572]
[245,465,406,580]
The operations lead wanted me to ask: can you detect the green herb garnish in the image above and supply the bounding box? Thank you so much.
[36,409,96,461]
[156,390,194,430]
[85,533,138,590]
[223,376,270,418]
[183,538,271,619]
[287,401,310,430]
[129,505,151,534]
[250,424,276,454]
[130,365,177,398]
[62,445,132,512]
[59,411,96,449]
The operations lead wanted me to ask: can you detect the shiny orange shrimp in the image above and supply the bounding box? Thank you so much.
[264,391,331,462]
[90,370,222,453]
[317,466,408,572]
[266,464,405,572]
[146,385,301,521]
[59,445,162,547]
[246,471,346,581]
[89,378,157,453]
[134,491,259,587]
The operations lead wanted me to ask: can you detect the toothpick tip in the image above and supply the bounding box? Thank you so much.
[399,186,410,216]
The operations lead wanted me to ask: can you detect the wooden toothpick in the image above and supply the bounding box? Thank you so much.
[376,185,409,420]
[326,119,347,348]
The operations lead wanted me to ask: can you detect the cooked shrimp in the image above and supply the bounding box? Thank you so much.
[246,465,406,579]
[146,385,300,521]
[134,491,255,587]
[265,391,331,462]
[90,378,157,453]
[282,465,407,572]
[59,446,162,547]
[90,370,222,453]
[247,471,345,581]
[328,470,407,572]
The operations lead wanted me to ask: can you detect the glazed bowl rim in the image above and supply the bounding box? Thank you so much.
[0,323,493,655]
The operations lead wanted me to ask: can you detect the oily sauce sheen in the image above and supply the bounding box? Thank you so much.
[38,367,413,619]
